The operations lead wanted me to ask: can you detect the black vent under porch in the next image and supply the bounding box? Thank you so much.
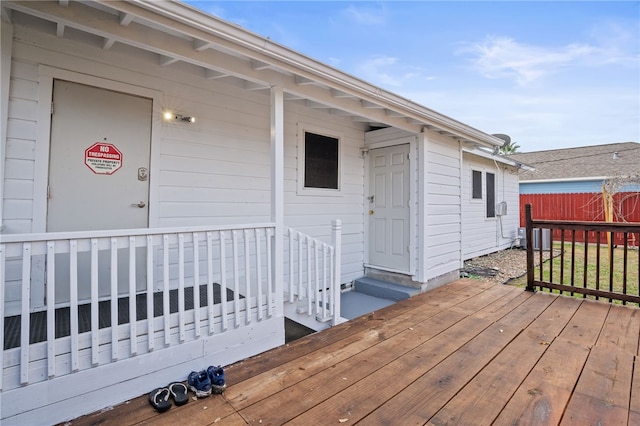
[4,284,240,350]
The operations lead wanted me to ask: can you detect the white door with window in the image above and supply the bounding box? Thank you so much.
[47,80,152,302]
[368,144,411,272]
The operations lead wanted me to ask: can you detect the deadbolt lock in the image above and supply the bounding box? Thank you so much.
[138,167,149,181]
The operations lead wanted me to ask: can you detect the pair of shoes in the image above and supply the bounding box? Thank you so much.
[188,370,212,398]
[148,382,189,412]
[207,365,226,394]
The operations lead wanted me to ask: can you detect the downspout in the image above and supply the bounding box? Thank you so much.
[270,86,284,317]
[0,19,13,233]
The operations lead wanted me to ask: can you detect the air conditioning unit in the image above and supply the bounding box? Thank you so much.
[517,227,526,248]
[533,228,551,251]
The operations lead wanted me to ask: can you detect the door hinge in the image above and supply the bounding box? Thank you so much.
[51,102,54,115]
[47,185,51,199]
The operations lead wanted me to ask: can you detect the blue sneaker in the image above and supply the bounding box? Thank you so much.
[207,365,226,394]
[187,370,212,398]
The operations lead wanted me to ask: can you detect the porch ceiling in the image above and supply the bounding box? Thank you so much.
[2,0,503,148]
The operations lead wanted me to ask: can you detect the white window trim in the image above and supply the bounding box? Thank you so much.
[296,122,343,197]
[485,170,497,219]
[471,168,483,203]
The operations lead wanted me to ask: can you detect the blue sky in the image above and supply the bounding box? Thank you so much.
[185,1,639,152]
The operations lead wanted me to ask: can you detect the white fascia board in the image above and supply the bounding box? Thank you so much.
[462,148,535,171]
[122,0,503,148]
[520,176,609,184]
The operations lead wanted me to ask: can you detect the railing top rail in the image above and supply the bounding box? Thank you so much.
[530,219,640,232]
[0,223,276,244]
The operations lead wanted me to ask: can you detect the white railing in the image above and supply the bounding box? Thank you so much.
[284,220,342,324]
[0,223,276,391]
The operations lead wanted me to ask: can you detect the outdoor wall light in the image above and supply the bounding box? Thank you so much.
[163,111,195,123]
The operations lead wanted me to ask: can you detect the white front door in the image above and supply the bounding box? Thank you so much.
[368,144,411,272]
[47,80,152,302]
[47,80,151,232]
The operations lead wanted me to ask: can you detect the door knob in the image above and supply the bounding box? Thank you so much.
[132,201,146,208]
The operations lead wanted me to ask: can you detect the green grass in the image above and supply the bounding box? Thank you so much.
[509,243,639,306]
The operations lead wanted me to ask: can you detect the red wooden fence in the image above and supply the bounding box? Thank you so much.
[520,192,640,246]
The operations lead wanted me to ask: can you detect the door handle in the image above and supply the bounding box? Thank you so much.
[131,201,146,208]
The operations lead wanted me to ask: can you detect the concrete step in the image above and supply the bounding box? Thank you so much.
[353,277,420,301]
[340,291,395,320]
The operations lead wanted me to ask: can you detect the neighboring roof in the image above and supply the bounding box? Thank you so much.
[508,142,640,182]
[2,0,505,149]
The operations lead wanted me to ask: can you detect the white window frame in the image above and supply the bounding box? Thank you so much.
[471,168,483,202]
[296,123,343,196]
[485,171,496,218]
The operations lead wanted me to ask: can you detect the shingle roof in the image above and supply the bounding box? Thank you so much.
[507,142,640,181]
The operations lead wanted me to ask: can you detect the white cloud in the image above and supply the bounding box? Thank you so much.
[355,55,435,88]
[459,25,638,86]
[458,37,597,85]
[342,4,387,26]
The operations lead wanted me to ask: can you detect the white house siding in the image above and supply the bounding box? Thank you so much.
[2,23,365,299]
[283,106,366,283]
[462,152,520,260]
[422,132,463,282]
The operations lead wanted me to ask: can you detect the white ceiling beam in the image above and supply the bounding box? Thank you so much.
[59,0,69,6]
[330,109,354,117]
[305,100,331,109]
[385,109,405,117]
[119,12,134,26]
[251,59,271,71]
[159,54,179,66]
[361,100,385,109]
[294,75,315,85]
[102,37,115,50]
[193,39,213,52]
[56,22,65,37]
[330,88,358,99]
[205,69,227,79]
[243,81,269,91]
[283,92,305,101]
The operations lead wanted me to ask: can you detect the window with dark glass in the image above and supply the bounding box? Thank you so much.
[304,131,339,189]
[486,172,495,218]
[472,170,482,199]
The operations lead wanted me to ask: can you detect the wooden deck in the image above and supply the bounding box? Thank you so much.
[67,279,640,426]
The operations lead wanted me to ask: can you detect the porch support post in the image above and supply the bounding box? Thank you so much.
[331,219,342,325]
[525,204,535,292]
[0,17,13,232]
[270,86,284,316]
[416,131,428,283]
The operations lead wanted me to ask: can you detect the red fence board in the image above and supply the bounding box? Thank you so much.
[520,192,640,246]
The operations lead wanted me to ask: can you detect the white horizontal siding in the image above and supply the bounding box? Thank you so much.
[462,152,521,260]
[423,132,462,280]
[3,24,367,287]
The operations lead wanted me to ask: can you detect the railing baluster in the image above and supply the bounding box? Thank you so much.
[219,231,228,331]
[622,233,628,305]
[255,228,264,321]
[129,236,137,356]
[266,228,273,318]
[111,238,119,361]
[206,232,215,335]
[560,230,565,293]
[232,230,241,328]
[583,231,589,298]
[91,238,99,365]
[0,243,5,390]
[595,231,601,300]
[314,240,320,316]
[70,240,79,372]
[20,243,31,384]
[549,230,554,284]
[322,245,328,320]
[178,234,186,342]
[162,234,170,346]
[192,232,201,337]
[297,231,302,302]
[146,235,154,351]
[570,230,576,296]
[288,228,294,303]
[609,235,614,302]
[244,229,251,325]
[46,241,56,378]
[306,237,312,315]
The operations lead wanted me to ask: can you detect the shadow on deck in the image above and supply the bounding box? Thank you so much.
[67,278,640,425]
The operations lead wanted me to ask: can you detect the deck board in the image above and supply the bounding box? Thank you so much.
[66,279,639,426]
